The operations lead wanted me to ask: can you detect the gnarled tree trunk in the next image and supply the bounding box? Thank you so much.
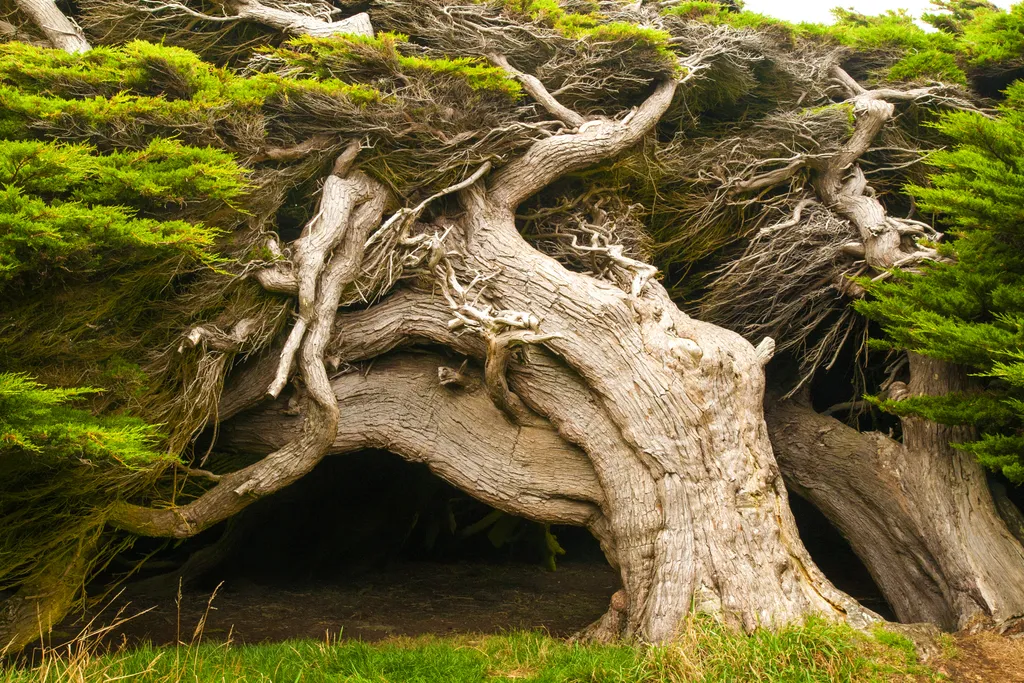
[766,354,1024,630]
[0,10,880,650]
[101,74,873,644]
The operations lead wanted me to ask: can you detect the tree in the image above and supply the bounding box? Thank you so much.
[2,0,1024,654]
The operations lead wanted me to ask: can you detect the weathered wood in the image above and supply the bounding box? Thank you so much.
[110,167,388,539]
[767,355,1024,630]
[221,352,605,527]
[228,3,372,38]
[85,54,878,651]
[13,0,90,52]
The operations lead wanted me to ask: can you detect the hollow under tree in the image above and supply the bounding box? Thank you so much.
[2,0,1023,654]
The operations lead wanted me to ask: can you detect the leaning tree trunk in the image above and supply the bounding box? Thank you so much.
[706,62,1024,631]
[766,354,1024,630]
[442,189,865,642]
[13,0,90,52]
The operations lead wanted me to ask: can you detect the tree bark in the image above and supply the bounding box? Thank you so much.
[13,0,90,52]
[220,352,605,529]
[766,355,1024,630]
[226,3,372,38]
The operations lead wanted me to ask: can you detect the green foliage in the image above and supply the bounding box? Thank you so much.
[664,1,794,36]
[857,82,1024,483]
[0,40,380,148]
[888,49,968,84]
[494,0,600,35]
[0,621,937,682]
[0,373,172,592]
[493,0,677,69]
[266,33,522,98]
[808,8,968,84]
[825,9,952,51]
[0,46,274,607]
[0,134,249,415]
[664,1,981,83]
[459,510,566,570]
[922,0,1001,35]
[957,3,1024,68]
[0,138,239,287]
[0,373,161,463]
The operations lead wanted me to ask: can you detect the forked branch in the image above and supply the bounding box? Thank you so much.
[489,53,586,128]
[488,78,680,208]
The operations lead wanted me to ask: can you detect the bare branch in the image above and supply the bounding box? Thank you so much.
[129,0,373,37]
[728,158,806,195]
[111,352,603,536]
[253,133,335,163]
[489,53,586,128]
[488,78,679,208]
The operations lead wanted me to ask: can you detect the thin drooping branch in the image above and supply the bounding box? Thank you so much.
[483,329,554,422]
[728,159,806,195]
[14,0,90,52]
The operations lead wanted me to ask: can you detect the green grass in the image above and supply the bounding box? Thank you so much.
[2,618,939,682]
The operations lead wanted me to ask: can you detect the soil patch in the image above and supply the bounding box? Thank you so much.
[55,560,618,647]
[937,632,1024,683]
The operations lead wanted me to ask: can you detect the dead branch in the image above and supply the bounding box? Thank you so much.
[131,0,371,37]
[489,77,679,208]
[490,53,586,128]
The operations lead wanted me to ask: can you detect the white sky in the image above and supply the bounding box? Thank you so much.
[743,0,1016,25]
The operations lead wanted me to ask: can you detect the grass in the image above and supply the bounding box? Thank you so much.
[1,614,940,682]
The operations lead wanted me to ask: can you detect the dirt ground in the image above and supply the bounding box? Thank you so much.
[55,560,618,647]
[935,631,1024,683]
